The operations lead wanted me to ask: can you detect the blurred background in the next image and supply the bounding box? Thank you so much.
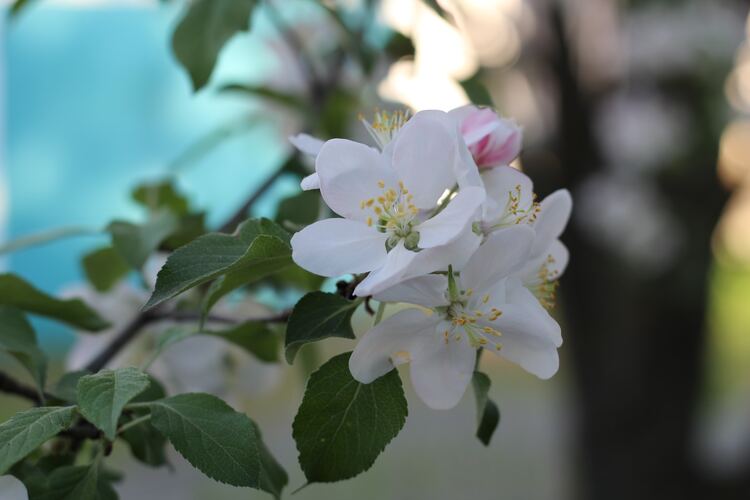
[2,0,750,498]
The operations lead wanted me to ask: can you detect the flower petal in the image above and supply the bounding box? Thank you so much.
[460,225,534,294]
[484,281,562,346]
[349,308,441,384]
[489,329,560,380]
[517,239,569,284]
[355,228,481,296]
[374,275,449,308]
[354,241,417,296]
[410,339,476,409]
[481,166,534,222]
[289,133,325,157]
[291,218,388,277]
[316,139,397,221]
[531,189,572,258]
[300,172,320,191]
[417,186,484,248]
[391,110,460,209]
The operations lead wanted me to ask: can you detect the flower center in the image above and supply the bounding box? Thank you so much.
[360,109,411,150]
[528,254,560,310]
[360,180,420,251]
[484,184,541,233]
[436,288,504,351]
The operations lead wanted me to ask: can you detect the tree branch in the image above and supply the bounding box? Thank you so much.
[0,371,46,404]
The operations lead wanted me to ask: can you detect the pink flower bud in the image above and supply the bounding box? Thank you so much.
[452,105,522,169]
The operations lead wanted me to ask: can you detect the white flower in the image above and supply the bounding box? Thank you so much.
[349,225,562,409]
[477,166,572,309]
[290,110,485,296]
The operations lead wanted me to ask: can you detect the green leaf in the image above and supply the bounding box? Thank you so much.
[145,218,291,310]
[292,352,407,483]
[9,0,35,18]
[471,371,500,446]
[275,190,320,228]
[0,306,46,392]
[172,0,257,91]
[48,370,90,403]
[120,416,168,468]
[149,322,279,369]
[30,462,116,500]
[0,274,109,331]
[0,406,76,474]
[460,73,494,107]
[384,31,415,60]
[76,367,150,440]
[82,247,130,292]
[0,226,99,256]
[107,210,179,270]
[285,292,360,364]
[120,375,168,467]
[132,180,189,215]
[149,393,261,487]
[220,84,305,110]
[206,321,279,363]
[254,422,287,500]
[161,212,207,250]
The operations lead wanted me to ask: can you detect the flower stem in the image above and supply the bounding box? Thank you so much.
[374,301,386,326]
[117,414,152,435]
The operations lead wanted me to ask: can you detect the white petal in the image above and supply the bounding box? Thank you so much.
[316,139,397,221]
[355,229,481,296]
[485,282,562,346]
[531,189,572,258]
[460,225,535,294]
[289,133,325,157]
[391,110,460,209]
[300,172,320,191]
[374,275,449,308]
[447,104,476,126]
[410,340,476,409]
[291,218,388,277]
[417,187,484,248]
[354,241,418,297]
[481,166,534,222]
[349,308,441,383]
[489,330,560,380]
[0,475,28,500]
[517,239,569,284]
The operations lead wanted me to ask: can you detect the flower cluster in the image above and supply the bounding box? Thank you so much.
[290,105,572,409]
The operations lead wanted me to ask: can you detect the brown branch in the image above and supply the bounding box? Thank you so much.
[0,371,46,404]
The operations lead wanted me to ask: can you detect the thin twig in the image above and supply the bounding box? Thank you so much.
[218,166,287,234]
[84,310,160,373]
[0,371,48,404]
[264,0,321,93]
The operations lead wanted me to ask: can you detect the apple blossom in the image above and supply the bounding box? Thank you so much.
[349,226,562,409]
[477,165,572,309]
[449,104,522,169]
[290,110,486,296]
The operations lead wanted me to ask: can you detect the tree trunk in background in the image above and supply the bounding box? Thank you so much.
[532,4,746,499]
